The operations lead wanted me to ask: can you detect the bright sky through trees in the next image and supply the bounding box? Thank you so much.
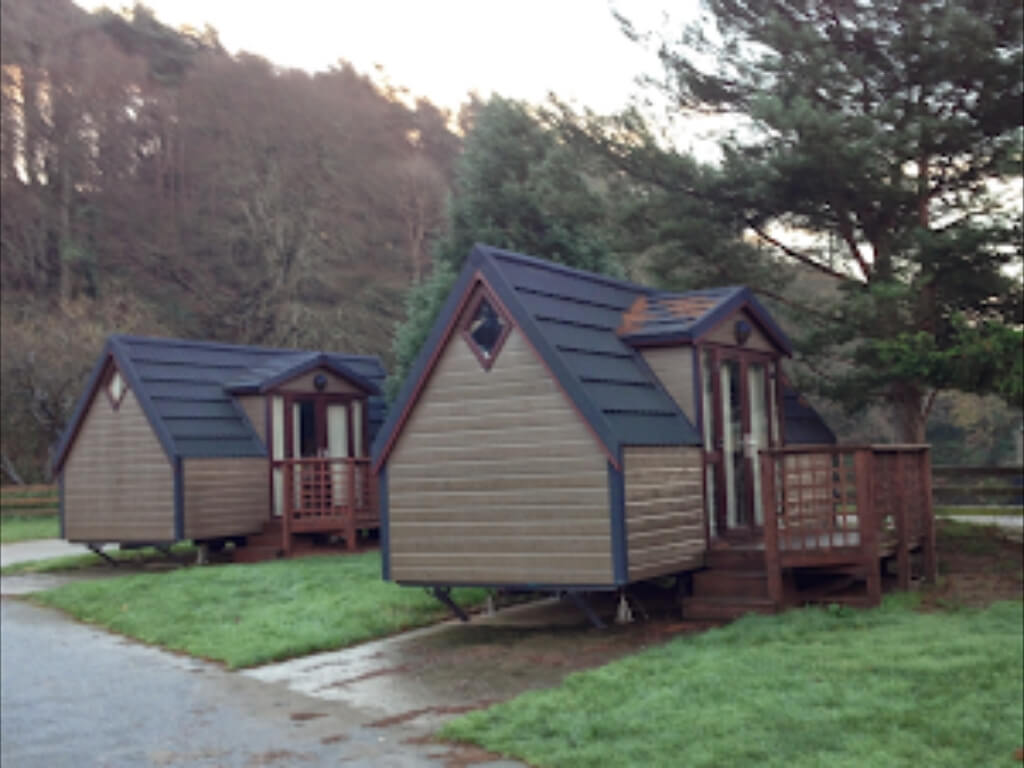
[76,0,696,114]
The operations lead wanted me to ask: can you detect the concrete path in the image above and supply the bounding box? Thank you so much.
[0,538,112,568]
[1,599,523,768]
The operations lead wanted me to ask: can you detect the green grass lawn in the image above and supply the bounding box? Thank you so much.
[442,597,1024,768]
[0,514,60,543]
[31,552,485,668]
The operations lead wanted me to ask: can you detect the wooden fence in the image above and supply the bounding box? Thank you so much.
[931,466,1023,509]
[1,484,58,516]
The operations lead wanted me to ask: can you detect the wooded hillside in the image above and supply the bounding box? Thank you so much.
[1,0,1020,484]
[0,0,459,481]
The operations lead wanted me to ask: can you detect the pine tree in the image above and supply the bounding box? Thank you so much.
[607,0,1023,440]
[387,96,622,396]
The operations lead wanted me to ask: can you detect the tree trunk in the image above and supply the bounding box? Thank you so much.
[890,383,927,443]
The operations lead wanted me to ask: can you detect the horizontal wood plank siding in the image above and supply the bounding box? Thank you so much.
[641,347,697,424]
[182,458,269,539]
[278,368,360,394]
[63,383,174,542]
[389,326,612,585]
[624,446,705,580]
[703,309,775,352]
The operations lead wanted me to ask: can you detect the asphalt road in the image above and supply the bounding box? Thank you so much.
[0,599,520,768]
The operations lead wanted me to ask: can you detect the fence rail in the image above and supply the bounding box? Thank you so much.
[931,465,1023,508]
[1,484,58,516]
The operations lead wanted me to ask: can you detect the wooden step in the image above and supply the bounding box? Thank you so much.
[681,596,778,621]
[692,569,769,599]
[705,548,765,570]
[233,545,285,563]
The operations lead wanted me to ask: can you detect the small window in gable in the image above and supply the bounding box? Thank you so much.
[463,292,510,370]
[107,369,128,409]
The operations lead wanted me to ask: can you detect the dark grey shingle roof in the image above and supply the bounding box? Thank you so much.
[54,335,387,469]
[783,388,837,445]
[485,249,701,449]
[373,244,833,470]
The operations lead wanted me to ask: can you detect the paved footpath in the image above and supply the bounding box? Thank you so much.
[1,598,524,768]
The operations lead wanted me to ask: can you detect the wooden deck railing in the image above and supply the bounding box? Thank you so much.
[273,457,376,552]
[759,445,936,605]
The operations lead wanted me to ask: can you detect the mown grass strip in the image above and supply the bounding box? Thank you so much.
[442,597,1024,768]
[0,543,196,574]
[935,506,1023,517]
[31,552,485,668]
[0,514,60,543]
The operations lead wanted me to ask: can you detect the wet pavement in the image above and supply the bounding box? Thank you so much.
[0,538,114,568]
[0,598,528,767]
[0,580,697,767]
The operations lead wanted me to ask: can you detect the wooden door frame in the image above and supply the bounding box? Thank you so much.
[280,393,367,459]
[264,392,371,519]
[698,343,782,541]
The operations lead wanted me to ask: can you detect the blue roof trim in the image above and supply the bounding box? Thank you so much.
[225,397,269,459]
[688,288,793,354]
[472,243,656,296]
[56,335,386,470]
[372,244,706,469]
[236,353,381,395]
[479,256,621,463]
[109,336,179,462]
[371,255,480,465]
[618,286,793,356]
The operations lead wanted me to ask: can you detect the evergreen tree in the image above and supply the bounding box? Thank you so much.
[387,96,622,396]
[606,0,1023,440]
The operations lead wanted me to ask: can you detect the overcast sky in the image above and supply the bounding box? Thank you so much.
[76,1,700,116]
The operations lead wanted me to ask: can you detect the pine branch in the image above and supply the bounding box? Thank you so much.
[753,287,835,322]
[834,209,873,281]
[746,222,856,283]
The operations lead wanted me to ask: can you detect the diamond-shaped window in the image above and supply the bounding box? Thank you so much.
[107,369,128,409]
[464,294,509,369]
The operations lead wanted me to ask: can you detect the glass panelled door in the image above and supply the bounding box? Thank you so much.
[271,395,367,517]
[705,350,780,536]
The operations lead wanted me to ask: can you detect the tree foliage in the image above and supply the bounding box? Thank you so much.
[386,96,625,396]
[600,0,1023,439]
[0,0,459,480]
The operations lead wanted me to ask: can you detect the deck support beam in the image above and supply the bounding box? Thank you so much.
[431,587,469,622]
[565,591,606,629]
[87,544,117,566]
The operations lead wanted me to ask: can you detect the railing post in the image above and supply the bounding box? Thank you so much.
[920,448,937,583]
[281,461,292,556]
[855,449,880,605]
[761,452,784,607]
[895,452,911,590]
[346,459,357,551]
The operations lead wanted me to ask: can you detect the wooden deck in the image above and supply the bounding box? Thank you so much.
[238,457,378,560]
[683,445,936,619]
